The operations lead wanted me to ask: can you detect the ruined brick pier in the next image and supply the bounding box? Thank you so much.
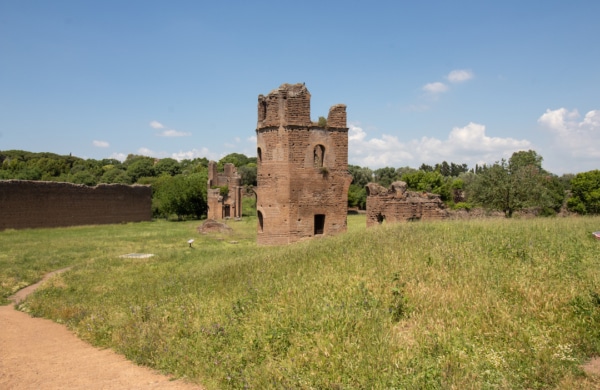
[255,83,352,245]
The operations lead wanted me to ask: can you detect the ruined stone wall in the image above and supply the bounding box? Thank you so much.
[207,161,242,220]
[0,180,151,230]
[256,83,352,245]
[366,181,448,227]
[257,83,312,128]
[327,104,347,128]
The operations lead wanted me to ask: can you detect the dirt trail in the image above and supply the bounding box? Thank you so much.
[0,270,203,390]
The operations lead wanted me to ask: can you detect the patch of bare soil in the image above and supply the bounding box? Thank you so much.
[0,270,203,390]
[582,357,600,377]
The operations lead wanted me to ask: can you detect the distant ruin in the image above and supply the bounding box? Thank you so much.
[365,181,448,227]
[207,161,242,220]
[0,180,151,230]
[255,83,352,245]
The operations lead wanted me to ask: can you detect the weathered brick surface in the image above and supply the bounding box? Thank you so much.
[256,83,352,245]
[207,161,242,219]
[327,104,347,128]
[366,181,448,227]
[257,83,312,128]
[0,180,151,230]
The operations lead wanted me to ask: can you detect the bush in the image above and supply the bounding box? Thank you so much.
[453,202,473,211]
[567,170,600,214]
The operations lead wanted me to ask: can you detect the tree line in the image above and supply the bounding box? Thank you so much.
[349,150,597,217]
[0,150,257,220]
[1,149,598,218]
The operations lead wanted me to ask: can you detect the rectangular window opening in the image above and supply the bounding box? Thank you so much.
[314,214,325,235]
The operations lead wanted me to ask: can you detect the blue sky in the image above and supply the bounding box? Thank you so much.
[1,0,598,175]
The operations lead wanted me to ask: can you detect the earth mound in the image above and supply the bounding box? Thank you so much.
[197,219,232,234]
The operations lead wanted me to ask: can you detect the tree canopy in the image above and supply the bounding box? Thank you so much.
[567,170,600,214]
[469,150,564,217]
[4,149,596,218]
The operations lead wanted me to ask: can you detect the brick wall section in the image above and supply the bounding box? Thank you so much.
[255,83,352,245]
[327,104,347,128]
[366,181,448,227]
[0,180,151,230]
[257,83,312,128]
[207,161,242,219]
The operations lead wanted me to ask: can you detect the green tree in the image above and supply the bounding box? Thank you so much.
[154,158,181,176]
[218,153,249,168]
[126,157,156,183]
[348,165,374,187]
[449,162,469,177]
[401,170,450,201]
[419,163,434,172]
[71,171,97,186]
[154,157,181,176]
[348,184,367,209]
[373,167,398,188]
[100,168,131,184]
[35,157,68,178]
[238,163,257,186]
[181,158,209,174]
[509,150,543,171]
[567,170,600,214]
[470,160,513,216]
[16,167,42,180]
[435,161,451,176]
[470,151,564,217]
[152,172,207,220]
[395,166,417,179]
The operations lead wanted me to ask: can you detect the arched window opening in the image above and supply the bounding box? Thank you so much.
[257,147,262,163]
[313,144,325,168]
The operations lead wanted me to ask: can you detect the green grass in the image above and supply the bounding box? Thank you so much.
[2,215,600,389]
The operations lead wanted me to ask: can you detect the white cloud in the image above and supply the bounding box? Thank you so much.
[420,69,473,101]
[247,135,257,143]
[134,147,218,162]
[109,152,127,162]
[149,120,164,129]
[447,122,529,152]
[158,129,191,137]
[349,125,367,142]
[447,69,474,83]
[150,120,191,137]
[137,147,165,158]
[171,147,218,161]
[348,122,531,168]
[538,107,600,159]
[93,140,109,148]
[422,82,448,94]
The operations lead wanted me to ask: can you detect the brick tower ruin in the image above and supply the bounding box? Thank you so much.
[255,83,352,245]
[207,161,242,220]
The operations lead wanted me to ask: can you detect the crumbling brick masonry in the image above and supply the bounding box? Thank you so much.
[207,161,242,220]
[255,83,352,245]
[0,180,152,230]
[366,181,448,227]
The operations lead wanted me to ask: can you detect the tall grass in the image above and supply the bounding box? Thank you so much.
[3,215,600,388]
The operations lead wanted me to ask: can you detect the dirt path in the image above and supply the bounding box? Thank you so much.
[0,270,203,390]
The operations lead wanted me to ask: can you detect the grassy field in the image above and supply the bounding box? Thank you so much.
[2,215,600,389]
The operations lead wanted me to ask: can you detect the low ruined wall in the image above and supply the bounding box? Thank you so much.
[0,180,152,230]
[366,181,448,227]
